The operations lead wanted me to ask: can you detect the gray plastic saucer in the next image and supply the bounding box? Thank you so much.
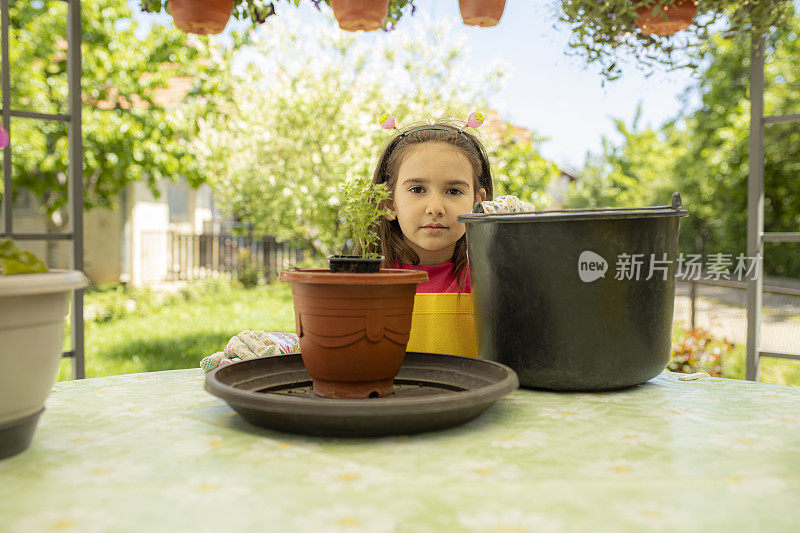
[205,352,519,437]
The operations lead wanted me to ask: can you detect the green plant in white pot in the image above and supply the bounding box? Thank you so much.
[0,239,87,460]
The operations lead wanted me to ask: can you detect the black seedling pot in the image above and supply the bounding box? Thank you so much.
[328,255,383,274]
[458,193,689,391]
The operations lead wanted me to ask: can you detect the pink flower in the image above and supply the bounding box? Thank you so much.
[0,126,9,148]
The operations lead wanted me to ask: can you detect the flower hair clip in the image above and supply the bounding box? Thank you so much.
[379,111,484,132]
[379,112,397,131]
[465,111,484,128]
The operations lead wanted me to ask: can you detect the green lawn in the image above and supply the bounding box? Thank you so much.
[57,281,295,381]
[670,323,800,386]
[722,345,800,386]
[59,280,800,387]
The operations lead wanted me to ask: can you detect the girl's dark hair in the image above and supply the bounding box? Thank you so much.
[368,118,494,293]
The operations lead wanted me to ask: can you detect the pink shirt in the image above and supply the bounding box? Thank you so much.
[399,261,471,293]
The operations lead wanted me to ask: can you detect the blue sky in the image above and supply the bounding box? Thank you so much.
[133,0,798,170]
[423,0,799,169]
[421,0,698,169]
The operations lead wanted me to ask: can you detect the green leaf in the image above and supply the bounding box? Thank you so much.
[0,239,49,275]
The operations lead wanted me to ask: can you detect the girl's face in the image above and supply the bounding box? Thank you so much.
[386,142,486,265]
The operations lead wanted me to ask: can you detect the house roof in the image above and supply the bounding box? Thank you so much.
[481,111,581,182]
[558,168,580,182]
[82,65,579,184]
[481,110,533,145]
[85,60,194,110]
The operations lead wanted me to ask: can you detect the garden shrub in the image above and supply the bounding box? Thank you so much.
[83,279,239,323]
[236,248,262,289]
[669,326,734,377]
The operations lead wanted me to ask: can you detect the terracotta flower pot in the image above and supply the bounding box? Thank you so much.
[635,0,697,36]
[169,0,233,35]
[458,0,506,27]
[330,0,390,32]
[279,268,427,399]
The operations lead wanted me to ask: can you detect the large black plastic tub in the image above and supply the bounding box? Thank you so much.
[459,194,688,391]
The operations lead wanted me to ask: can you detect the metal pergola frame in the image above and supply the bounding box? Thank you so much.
[746,30,800,381]
[0,0,85,379]
[0,2,795,382]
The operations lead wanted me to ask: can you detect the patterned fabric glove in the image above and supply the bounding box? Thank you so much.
[200,330,300,372]
[477,195,536,214]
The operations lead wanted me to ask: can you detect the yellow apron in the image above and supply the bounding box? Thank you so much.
[406,292,478,358]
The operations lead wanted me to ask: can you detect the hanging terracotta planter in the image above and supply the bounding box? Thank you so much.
[330,0,390,32]
[279,268,427,399]
[635,0,697,36]
[168,0,233,35]
[458,0,506,27]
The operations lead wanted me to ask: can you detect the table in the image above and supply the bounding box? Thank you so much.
[1,369,799,532]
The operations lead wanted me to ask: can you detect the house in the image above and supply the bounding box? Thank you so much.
[90,179,215,286]
[12,64,218,287]
[551,166,580,208]
[15,85,576,287]
[481,110,579,207]
[13,175,215,287]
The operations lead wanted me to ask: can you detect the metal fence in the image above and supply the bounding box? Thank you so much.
[674,277,800,355]
[140,232,310,284]
[134,235,800,352]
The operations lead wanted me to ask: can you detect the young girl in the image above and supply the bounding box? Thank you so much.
[368,116,495,357]
[200,115,531,371]
[370,118,494,294]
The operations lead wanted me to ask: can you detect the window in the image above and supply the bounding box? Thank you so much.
[168,181,190,223]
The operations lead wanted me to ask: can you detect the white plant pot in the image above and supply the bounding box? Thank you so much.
[0,270,87,459]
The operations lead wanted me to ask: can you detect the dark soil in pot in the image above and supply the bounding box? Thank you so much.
[328,255,383,274]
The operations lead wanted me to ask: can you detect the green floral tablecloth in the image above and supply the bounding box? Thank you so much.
[1,369,799,532]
